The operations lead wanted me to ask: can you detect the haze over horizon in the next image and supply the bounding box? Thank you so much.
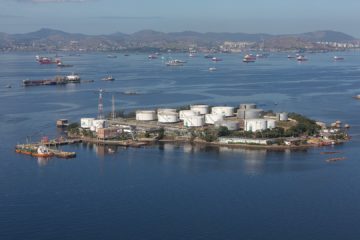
[1,0,360,38]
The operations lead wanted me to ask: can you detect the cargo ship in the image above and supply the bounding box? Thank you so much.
[23,77,66,86]
[22,75,80,87]
[15,145,54,158]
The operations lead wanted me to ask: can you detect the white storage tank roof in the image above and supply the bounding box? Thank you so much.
[158,112,179,123]
[211,106,234,117]
[136,110,157,121]
[205,114,224,125]
[157,108,177,114]
[244,109,263,119]
[81,118,95,129]
[183,115,205,127]
[190,105,209,115]
[179,110,200,120]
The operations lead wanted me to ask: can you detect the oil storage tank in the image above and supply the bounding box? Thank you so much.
[157,108,177,114]
[278,112,288,121]
[158,112,179,123]
[190,105,209,115]
[237,109,263,119]
[211,106,234,117]
[244,119,267,132]
[244,109,263,119]
[267,119,276,129]
[239,103,257,110]
[205,114,224,124]
[179,110,199,120]
[183,115,205,127]
[136,110,156,121]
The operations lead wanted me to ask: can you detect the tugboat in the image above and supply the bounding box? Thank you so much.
[243,54,256,63]
[296,55,308,62]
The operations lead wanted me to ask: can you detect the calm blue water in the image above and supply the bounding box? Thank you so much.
[1,52,360,240]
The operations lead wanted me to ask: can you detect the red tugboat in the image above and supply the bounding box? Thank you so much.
[243,54,256,63]
[36,55,61,64]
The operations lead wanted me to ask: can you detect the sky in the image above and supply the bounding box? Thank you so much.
[0,0,360,37]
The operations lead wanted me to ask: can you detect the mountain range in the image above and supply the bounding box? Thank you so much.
[0,28,357,51]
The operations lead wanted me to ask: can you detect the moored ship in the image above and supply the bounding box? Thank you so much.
[15,145,54,158]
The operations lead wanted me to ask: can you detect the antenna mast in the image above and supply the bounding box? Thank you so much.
[98,89,104,120]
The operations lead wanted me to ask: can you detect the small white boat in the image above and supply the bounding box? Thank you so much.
[296,55,308,62]
[166,59,186,66]
[209,67,217,71]
[333,56,344,61]
[212,57,222,62]
[66,73,81,82]
[102,75,115,81]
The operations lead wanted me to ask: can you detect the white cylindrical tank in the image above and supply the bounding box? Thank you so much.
[190,105,209,115]
[267,119,276,129]
[211,106,234,117]
[240,103,257,110]
[244,109,263,119]
[136,110,156,121]
[81,118,95,128]
[157,108,177,114]
[245,119,267,132]
[215,120,240,131]
[158,112,179,123]
[183,115,205,127]
[279,112,288,121]
[205,114,224,124]
[179,110,200,120]
[237,109,246,119]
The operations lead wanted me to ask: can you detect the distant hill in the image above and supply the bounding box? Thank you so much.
[0,28,357,51]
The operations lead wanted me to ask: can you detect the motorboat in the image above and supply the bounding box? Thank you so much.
[148,54,157,59]
[296,55,308,62]
[212,57,223,62]
[166,59,186,66]
[333,56,344,61]
[102,75,115,81]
